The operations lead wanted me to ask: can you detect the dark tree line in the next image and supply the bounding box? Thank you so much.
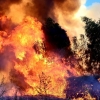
[72,17,100,73]
[42,17,100,73]
[83,17,100,73]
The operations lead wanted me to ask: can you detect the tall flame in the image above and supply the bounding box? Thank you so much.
[0,15,80,98]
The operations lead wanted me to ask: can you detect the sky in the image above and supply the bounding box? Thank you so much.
[79,0,100,20]
[85,0,100,6]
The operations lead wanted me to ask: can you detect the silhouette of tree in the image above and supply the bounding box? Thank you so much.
[72,17,100,73]
[42,18,70,49]
[35,72,51,100]
[82,17,100,73]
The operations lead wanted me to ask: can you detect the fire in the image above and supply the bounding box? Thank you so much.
[0,15,80,98]
[0,0,99,99]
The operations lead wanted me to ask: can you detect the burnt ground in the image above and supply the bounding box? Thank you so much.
[0,95,65,100]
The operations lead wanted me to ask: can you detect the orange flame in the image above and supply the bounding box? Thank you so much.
[0,16,80,98]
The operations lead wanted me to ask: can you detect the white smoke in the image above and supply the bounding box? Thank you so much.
[58,0,100,38]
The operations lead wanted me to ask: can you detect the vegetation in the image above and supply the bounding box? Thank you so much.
[72,17,100,74]
[35,72,51,100]
[1,16,100,99]
[82,17,100,73]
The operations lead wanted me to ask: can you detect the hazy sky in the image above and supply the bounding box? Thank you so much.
[80,0,100,20]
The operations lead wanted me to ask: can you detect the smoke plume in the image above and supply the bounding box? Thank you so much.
[25,0,80,22]
[0,0,81,23]
[0,0,82,37]
[0,0,22,15]
[2,0,100,38]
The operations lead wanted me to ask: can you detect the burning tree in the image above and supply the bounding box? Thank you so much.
[33,40,46,56]
[0,0,100,99]
[1,7,100,100]
[0,16,68,98]
[35,72,51,100]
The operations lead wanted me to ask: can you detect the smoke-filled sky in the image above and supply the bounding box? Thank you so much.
[0,0,100,37]
[65,0,100,37]
[51,0,100,37]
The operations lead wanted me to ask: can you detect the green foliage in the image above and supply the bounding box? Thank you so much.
[82,17,100,72]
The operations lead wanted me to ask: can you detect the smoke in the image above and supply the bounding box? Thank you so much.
[24,0,81,38]
[1,0,100,37]
[25,0,80,22]
[0,0,81,24]
[0,0,22,15]
[0,0,82,37]
[55,0,100,38]
[70,0,100,37]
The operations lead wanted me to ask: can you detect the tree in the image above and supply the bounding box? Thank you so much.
[72,34,88,71]
[35,72,51,100]
[82,17,100,73]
